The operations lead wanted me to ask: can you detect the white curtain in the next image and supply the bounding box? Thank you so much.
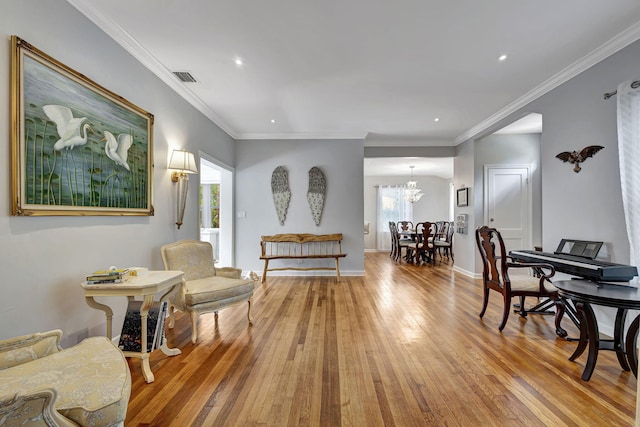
[617,81,640,284]
[376,185,413,250]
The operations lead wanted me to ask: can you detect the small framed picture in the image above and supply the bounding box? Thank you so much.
[456,188,468,207]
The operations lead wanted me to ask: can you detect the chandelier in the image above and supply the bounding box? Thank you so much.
[403,166,423,203]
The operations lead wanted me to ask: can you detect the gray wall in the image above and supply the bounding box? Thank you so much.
[473,133,543,272]
[364,175,452,251]
[453,140,475,276]
[235,139,365,275]
[458,38,640,334]
[457,40,640,276]
[1,0,234,345]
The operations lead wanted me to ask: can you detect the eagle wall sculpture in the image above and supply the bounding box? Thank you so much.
[555,145,604,173]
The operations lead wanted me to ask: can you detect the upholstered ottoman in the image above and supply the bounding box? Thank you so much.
[0,330,131,427]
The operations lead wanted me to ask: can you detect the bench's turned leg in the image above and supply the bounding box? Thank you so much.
[262,260,269,284]
[335,257,341,282]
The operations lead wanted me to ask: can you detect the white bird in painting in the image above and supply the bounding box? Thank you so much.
[103,130,133,171]
[42,104,95,150]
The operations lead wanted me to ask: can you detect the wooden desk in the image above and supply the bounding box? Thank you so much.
[81,270,184,383]
[555,279,640,381]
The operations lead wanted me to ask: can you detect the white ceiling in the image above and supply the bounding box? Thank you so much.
[67,0,640,146]
[364,157,454,179]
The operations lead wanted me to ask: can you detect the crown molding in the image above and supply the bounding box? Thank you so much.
[66,0,239,139]
[236,131,367,140]
[455,20,640,144]
[67,1,640,144]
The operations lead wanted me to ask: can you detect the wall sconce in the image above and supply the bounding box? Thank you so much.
[168,149,198,229]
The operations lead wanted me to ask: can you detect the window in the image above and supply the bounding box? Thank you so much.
[377,186,413,231]
[376,185,413,250]
[200,184,220,228]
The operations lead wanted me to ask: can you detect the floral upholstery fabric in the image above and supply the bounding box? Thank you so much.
[162,240,218,281]
[0,333,130,427]
[0,330,62,370]
[185,276,255,306]
[0,388,77,426]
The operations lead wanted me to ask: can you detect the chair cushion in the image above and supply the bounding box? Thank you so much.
[0,337,131,427]
[184,276,255,306]
[510,275,558,293]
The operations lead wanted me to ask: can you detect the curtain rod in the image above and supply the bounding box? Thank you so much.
[604,80,640,100]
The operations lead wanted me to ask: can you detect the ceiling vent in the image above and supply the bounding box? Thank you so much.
[172,71,197,83]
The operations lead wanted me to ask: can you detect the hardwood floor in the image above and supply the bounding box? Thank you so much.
[125,252,637,426]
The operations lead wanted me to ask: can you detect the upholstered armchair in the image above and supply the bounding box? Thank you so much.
[0,330,131,427]
[161,240,255,344]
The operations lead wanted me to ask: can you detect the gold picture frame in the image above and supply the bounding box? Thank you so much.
[10,36,154,216]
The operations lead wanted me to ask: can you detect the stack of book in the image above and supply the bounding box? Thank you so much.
[86,268,130,284]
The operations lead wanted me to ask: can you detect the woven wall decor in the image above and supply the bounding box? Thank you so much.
[271,166,291,225]
[307,166,326,226]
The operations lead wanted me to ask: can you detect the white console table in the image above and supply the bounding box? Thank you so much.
[81,270,184,383]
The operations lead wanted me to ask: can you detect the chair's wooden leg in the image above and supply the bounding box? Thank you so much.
[498,295,511,331]
[247,298,254,325]
[262,260,269,284]
[335,258,341,282]
[517,296,527,317]
[190,311,198,344]
[479,286,490,318]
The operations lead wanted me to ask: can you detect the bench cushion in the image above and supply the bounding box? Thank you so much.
[0,336,131,427]
[185,276,255,306]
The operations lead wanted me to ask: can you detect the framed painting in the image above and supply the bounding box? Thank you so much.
[10,36,154,216]
[456,187,468,207]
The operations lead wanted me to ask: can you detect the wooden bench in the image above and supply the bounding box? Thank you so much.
[260,233,347,283]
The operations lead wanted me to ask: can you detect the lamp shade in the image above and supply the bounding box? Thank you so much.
[168,149,198,174]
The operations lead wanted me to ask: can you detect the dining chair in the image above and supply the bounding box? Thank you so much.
[389,221,411,262]
[475,225,566,336]
[406,222,437,265]
[434,221,455,262]
[389,221,398,260]
[398,221,413,233]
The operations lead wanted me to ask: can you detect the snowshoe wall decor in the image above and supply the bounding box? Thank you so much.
[271,166,291,225]
[307,166,326,226]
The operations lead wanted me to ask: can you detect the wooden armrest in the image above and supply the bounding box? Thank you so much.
[507,260,556,278]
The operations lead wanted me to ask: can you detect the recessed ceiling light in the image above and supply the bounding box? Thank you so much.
[234,57,243,66]
[270,119,276,123]
[434,118,440,122]
[498,54,508,62]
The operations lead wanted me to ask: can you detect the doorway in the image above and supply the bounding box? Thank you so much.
[484,165,533,253]
[199,153,234,266]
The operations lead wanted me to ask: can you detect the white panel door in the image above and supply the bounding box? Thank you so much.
[484,166,532,254]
